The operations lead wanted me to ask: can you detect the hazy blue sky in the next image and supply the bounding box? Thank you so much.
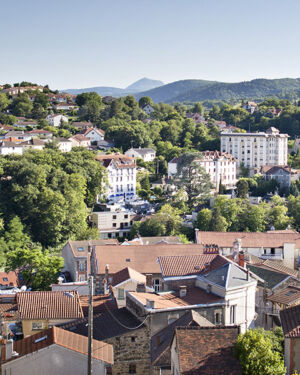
[1,0,300,89]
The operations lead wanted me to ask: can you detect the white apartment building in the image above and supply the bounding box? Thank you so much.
[168,151,237,189]
[96,153,137,202]
[90,206,135,239]
[220,127,288,170]
[46,114,68,127]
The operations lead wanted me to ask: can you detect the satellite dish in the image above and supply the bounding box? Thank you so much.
[20,285,27,292]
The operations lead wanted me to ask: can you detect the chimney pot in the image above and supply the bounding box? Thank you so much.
[179,286,187,298]
[136,283,146,293]
[146,299,155,309]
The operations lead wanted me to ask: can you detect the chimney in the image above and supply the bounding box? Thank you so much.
[238,252,245,268]
[5,339,13,360]
[136,283,146,293]
[145,274,153,288]
[105,264,109,283]
[179,286,187,298]
[103,279,108,294]
[146,299,155,309]
[195,228,199,244]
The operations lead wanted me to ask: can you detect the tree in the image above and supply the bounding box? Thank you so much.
[196,208,212,231]
[209,206,228,231]
[236,179,249,198]
[10,93,33,117]
[2,216,31,253]
[175,152,211,207]
[234,328,285,375]
[5,246,63,290]
[0,92,10,112]
[192,102,204,115]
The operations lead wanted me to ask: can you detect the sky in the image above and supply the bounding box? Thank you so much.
[1,0,300,90]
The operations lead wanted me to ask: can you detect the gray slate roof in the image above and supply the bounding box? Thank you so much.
[201,263,255,289]
[247,264,290,289]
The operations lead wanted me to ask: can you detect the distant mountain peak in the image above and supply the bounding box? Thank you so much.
[125,77,164,93]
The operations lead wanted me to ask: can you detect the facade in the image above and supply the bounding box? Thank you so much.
[82,127,105,145]
[20,138,45,151]
[142,104,155,115]
[96,153,137,202]
[69,134,91,148]
[1,327,113,375]
[220,127,289,170]
[110,267,153,307]
[125,147,156,162]
[0,141,23,155]
[16,291,84,337]
[61,239,119,282]
[46,114,68,127]
[56,137,72,152]
[170,326,242,375]
[90,208,135,239]
[261,165,300,187]
[280,304,300,375]
[195,230,299,269]
[168,151,237,189]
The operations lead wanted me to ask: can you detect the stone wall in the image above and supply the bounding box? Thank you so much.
[105,327,151,375]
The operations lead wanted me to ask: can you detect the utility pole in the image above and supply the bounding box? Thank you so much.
[87,275,93,375]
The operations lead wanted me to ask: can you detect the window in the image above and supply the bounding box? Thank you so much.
[124,214,128,219]
[129,364,136,374]
[215,312,221,325]
[3,277,8,282]
[113,215,117,220]
[230,305,236,324]
[79,275,85,282]
[77,247,84,252]
[32,322,43,330]
[79,261,85,271]
[113,223,116,227]
[131,336,136,342]
[154,279,161,292]
[271,248,275,255]
[118,288,125,300]
[168,313,179,325]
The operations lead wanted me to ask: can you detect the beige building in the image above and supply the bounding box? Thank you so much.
[1,326,113,375]
[110,267,153,307]
[16,291,84,337]
[220,127,288,170]
[62,239,119,282]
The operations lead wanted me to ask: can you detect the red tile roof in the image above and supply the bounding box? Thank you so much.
[280,304,300,338]
[111,267,146,287]
[79,294,117,317]
[158,254,228,277]
[16,291,84,320]
[93,244,206,274]
[267,286,300,306]
[256,260,298,278]
[196,230,300,248]
[174,326,242,374]
[2,326,113,364]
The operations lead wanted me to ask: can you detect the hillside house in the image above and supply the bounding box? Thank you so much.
[125,147,156,162]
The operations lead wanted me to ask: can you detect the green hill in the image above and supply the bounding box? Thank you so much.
[136,78,300,103]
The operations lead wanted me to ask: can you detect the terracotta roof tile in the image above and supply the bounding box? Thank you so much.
[175,326,242,374]
[111,267,146,287]
[158,254,228,277]
[94,244,206,274]
[16,291,84,320]
[257,260,298,278]
[79,294,117,317]
[280,304,300,338]
[267,286,300,306]
[67,239,119,258]
[3,326,113,364]
[196,230,300,248]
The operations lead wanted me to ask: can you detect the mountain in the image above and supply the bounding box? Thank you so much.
[62,77,164,97]
[125,77,164,92]
[135,79,217,103]
[136,78,300,103]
